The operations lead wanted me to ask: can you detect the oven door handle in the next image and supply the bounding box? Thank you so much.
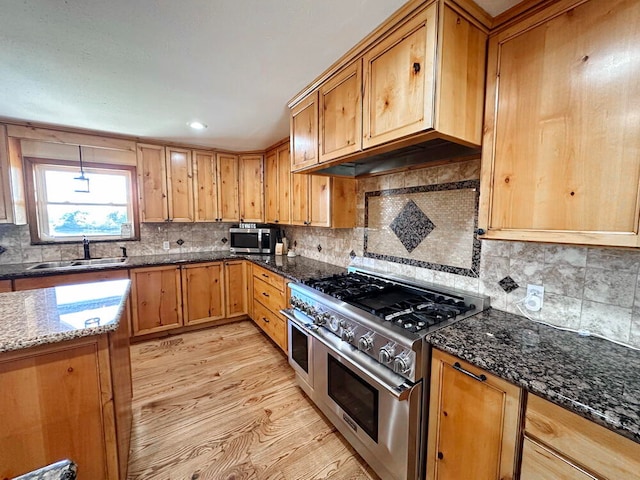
[281,309,414,401]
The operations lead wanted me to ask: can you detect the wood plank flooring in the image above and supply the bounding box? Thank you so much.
[127,320,379,480]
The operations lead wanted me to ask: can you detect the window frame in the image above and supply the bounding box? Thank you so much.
[24,157,140,244]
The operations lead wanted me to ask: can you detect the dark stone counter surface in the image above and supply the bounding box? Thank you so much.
[425,308,640,444]
[13,459,77,480]
[0,252,346,283]
[0,279,130,353]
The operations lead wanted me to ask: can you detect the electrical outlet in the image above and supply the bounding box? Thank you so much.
[162,241,170,250]
[525,284,544,311]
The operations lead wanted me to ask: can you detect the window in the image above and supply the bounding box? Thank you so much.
[25,158,139,243]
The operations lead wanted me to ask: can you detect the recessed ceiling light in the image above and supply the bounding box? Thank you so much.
[188,121,207,130]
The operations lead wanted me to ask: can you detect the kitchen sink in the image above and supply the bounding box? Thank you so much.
[27,257,128,270]
[70,257,128,266]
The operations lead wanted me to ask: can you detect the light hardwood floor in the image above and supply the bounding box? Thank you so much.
[127,320,379,480]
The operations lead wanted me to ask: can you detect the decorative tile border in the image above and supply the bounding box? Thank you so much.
[364,180,481,278]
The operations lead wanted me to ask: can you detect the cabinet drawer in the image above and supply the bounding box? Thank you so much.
[253,277,285,312]
[252,264,284,292]
[521,437,596,480]
[525,394,640,479]
[252,299,286,351]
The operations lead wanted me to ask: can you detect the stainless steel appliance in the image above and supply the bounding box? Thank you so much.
[229,224,277,254]
[282,267,489,480]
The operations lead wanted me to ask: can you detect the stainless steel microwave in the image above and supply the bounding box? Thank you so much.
[229,227,277,254]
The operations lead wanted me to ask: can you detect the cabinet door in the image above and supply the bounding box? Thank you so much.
[181,262,225,326]
[521,437,597,480]
[137,144,168,222]
[0,343,107,479]
[264,148,279,223]
[130,266,182,336]
[224,260,247,319]
[165,147,194,222]
[239,154,264,222]
[309,175,331,227]
[362,3,437,149]
[291,173,309,226]
[276,144,291,224]
[479,0,640,247]
[319,60,362,162]
[426,349,521,480]
[290,91,319,171]
[0,125,11,223]
[0,279,11,292]
[216,153,240,222]
[193,150,219,222]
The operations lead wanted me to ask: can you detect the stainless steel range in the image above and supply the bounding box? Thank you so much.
[281,267,489,480]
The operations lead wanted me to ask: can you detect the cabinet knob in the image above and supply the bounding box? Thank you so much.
[437,452,444,460]
[476,228,486,235]
[413,62,421,74]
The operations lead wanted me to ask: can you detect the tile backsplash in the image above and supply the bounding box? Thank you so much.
[285,158,640,349]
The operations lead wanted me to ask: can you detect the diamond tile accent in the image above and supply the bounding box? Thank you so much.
[498,276,519,293]
[389,200,435,253]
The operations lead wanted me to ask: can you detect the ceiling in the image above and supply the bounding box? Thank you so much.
[0,0,520,151]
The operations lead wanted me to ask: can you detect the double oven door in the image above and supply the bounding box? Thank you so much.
[285,312,424,480]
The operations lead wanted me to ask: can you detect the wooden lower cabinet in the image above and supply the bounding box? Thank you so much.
[224,260,248,319]
[426,349,522,480]
[0,315,131,480]
[13,269,129,291]
[522,394,640,480]
[130,265,183,336]
[250,264,288,351]
[0,279,11,292]
[131,261,249,337]
[181,262,225,326]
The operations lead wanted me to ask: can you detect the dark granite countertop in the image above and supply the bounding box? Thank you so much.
[0,279,130,353]
[0,252,346,283]
[425,308,640,444]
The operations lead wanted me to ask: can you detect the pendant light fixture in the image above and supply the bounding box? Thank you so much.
[74,146,90,193]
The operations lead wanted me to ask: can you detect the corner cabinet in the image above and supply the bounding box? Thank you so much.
[426,349,522,480]
[193,150,220,222]
[238,154,264,223]
[479,0,640,247]
[136,144,194,223]
[289,0,488,173]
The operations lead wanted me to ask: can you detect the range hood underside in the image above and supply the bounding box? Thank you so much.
[306,137,482,178]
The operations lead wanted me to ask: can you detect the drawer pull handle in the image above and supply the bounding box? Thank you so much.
[262,273,269,278]
[262,292,269,297]
[262,317,270,323]
[453,362,487,382]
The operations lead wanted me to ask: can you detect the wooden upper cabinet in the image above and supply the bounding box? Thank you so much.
[181,262,225,326]
[319,61,362,161]
[166,147,194,222]
[216,152,240,222]
[427,349,522,480]
[362,4,437,149]
[137,144,169,223]
[291,174,356,228]
[290,91,319,171]
[0,125,11,223]
[193,150,219,222]
[239,154,264,223]
[479,0,640,247]
[265,142,291,224]
[0,126,26,225]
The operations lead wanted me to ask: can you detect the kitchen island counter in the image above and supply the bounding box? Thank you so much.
[425,307,640,444]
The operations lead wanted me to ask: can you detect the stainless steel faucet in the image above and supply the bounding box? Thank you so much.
[83,236,91,260]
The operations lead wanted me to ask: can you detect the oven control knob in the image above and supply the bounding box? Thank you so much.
[393,354,412,375]
[341,329,354,343]
[379,344,395,364]
[315,312,328,326]
[339,319,347,328]
[329,316,340,332]
[358,334,374,352]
